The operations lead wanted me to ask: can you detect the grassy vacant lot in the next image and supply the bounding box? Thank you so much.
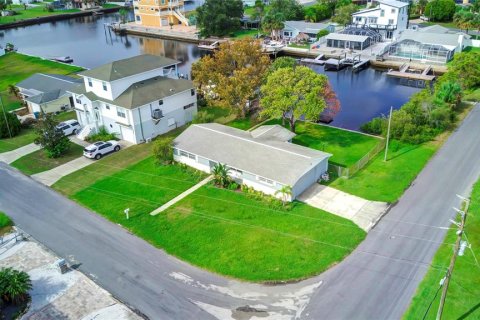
[0,53,83,112]
[265,119,381,167]
[11,143,84,175]
[0,129,36,153]
[403,179,480,320]
[69,158,365,281]
[0,4,80,25]
[329,140,437,203]
[0,111,76,153]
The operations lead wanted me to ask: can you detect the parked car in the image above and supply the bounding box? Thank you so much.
[83,140,121,160]
[56,119,81,136]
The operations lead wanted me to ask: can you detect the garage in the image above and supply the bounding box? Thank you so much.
[119,125,136,144]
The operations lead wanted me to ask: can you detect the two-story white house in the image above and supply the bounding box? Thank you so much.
[351,0,409,40]
[68,54,197,144]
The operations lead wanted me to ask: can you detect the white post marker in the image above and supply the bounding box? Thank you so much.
[384,106,393,162]
[124,208,130,220]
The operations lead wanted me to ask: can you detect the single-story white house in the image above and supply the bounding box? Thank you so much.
[16,73,81,115]
[173,123,331,201]
[69,54,197,144]
[282,20,335,41]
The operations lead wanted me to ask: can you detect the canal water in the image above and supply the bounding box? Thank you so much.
[0,12,420,130]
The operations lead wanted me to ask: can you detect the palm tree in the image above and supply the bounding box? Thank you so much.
[0,268,32,304]
[211,163,231,188]
[275,185,292,206]
[7,84,19,98]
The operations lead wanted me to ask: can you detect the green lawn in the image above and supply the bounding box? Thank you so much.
[54,110,77,123]
[231,29,261,39]
[0,211,13,235]
[403,179,480,320]
[264,119,382,167]
[329,140,437,203]
[0,4,80,25]
[0,128,36,153]
[102,3,120,8]
[420,21,457,29]
[70,158,365,281]
[0,53,83,112]
[11,143,84,175]
[464,88,480,102]
[288,43,311,49]
[464,46,480,53]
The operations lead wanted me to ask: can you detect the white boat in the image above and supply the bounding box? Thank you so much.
[262,41,285,53]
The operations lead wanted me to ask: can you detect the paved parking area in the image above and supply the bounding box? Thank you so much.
[0,230,141,320]
[298,184,389,231]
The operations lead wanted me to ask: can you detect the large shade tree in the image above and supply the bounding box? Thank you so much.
[192,39,271,118]
[260,66,338,133]
[196,0,244,37]
[262,0,303,38]
[331,3,358,25]
[425,0,456,22]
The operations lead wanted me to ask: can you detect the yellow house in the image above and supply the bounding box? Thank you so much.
[133,0,189,28]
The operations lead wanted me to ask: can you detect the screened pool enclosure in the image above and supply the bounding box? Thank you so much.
[386,39,455,63]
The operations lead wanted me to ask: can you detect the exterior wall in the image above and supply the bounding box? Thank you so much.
[82,66,176,100]
[352,4,408,39]
[30,96,72,114]
[133,0,187,27]
[291,159,329,199]
[131,89,197,143]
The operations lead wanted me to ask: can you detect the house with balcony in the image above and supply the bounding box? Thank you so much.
[68,54,197,144]
[133,0,189,28]
[351,0,408,40]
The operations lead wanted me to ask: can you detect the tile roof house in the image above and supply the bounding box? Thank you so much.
[69,54,197,143]
[173,123,331,201]
[16,74,82,115]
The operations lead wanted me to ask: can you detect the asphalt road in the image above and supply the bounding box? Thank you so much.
[1,104,479,320]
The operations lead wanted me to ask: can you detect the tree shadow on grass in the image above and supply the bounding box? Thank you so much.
[386,143,422,162]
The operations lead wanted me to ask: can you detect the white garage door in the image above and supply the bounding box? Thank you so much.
[120,126,135,144]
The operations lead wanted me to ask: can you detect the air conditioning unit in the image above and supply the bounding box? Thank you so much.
[152,109,163,120]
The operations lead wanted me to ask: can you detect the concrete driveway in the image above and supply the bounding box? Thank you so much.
[298,184,389,231]
[0,143,41,164]
[32,157,93,186]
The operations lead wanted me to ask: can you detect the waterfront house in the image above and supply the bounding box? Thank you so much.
[69,54,197,144]
[385,25,471,64]
[16,74,82,115]
[173,123,331,201]
[351,0,408,40]
[133,0,189,28]
[282,21,335,42]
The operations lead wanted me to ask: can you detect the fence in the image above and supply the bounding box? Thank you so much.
[328,138,386,179]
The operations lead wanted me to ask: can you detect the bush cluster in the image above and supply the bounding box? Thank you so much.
[240,185,292,210]
[86,126,117,143]
[0,111,21,139]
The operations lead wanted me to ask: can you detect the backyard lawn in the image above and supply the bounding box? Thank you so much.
[329,140,437,203]
[264,119,382,167]
[11,143,84,175]
[69,157,365,281]
[231,29,260,39]
[403,179,480,320]
[0,53,83,112]
[0,4,80,25]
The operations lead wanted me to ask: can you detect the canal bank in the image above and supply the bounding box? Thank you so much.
[0,6,123,30]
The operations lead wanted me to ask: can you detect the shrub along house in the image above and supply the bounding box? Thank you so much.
[69,54,197,144]
[173,123,331,201]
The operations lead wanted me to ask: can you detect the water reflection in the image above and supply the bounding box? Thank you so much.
[1,12,420,129]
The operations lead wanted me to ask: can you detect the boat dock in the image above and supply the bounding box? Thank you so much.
[386,63,436,81]
[301,54,325,65]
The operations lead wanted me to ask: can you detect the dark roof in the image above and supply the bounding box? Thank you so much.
[25,90,65,104]
[78,55,181,82]
[69,76,194,109]
[16,73,81,93]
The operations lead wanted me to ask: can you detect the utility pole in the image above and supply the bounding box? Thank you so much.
[0,94,13,139]
[384,106,393,162]
[436,196,470,320]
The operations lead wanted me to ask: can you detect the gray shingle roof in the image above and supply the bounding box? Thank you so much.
[174,123,331,186]
[250,125,296,142]
[16,73,81,93]
[284,21,330,34]
[69,76,194,110]
[25,90,65,104]
[78,55,180,82]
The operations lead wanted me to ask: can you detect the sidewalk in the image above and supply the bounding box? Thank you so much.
[0,143,41,164]
[32,157,93,186]
[150,175,213,216]
[298,184,389,231]
[0,229,141,320]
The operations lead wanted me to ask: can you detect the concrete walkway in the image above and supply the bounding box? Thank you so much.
[150,176,213,216]
[298,184,389,231]
[32,157,93,186]
[0,143,41,164]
